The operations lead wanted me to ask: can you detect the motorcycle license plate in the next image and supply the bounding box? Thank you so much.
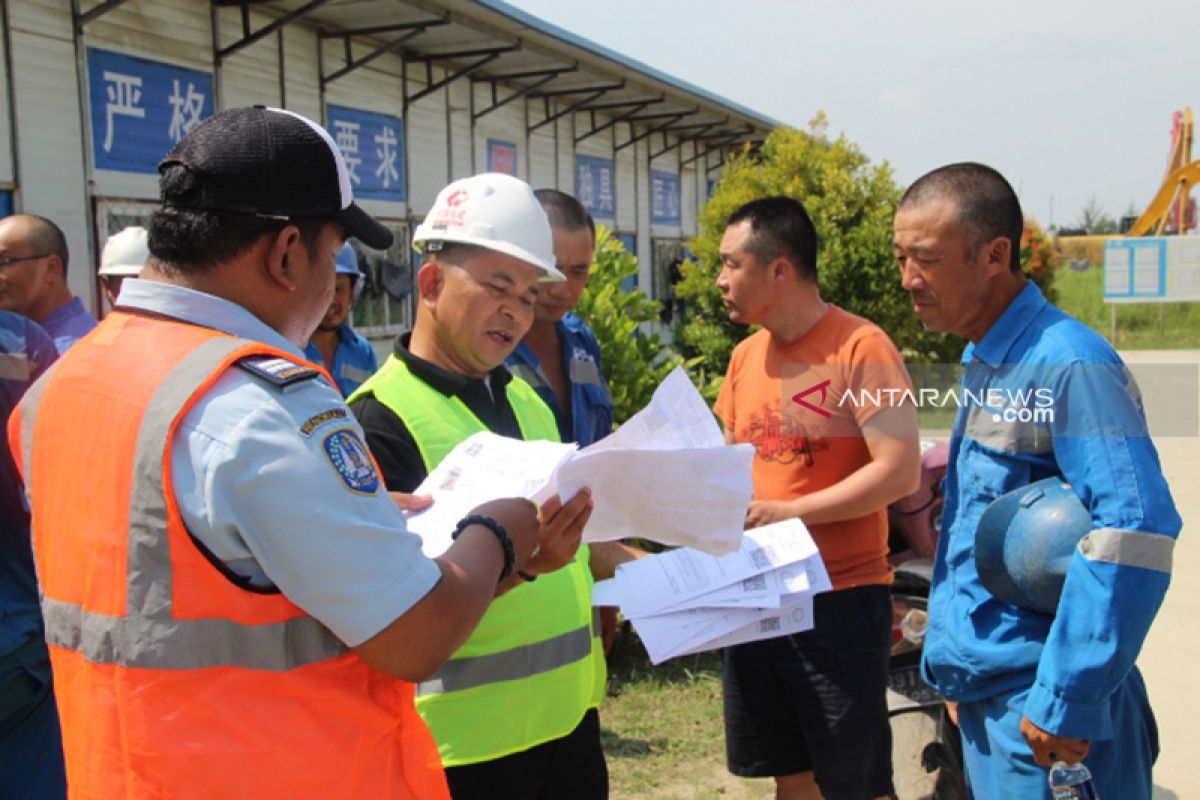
[887,662,942,712]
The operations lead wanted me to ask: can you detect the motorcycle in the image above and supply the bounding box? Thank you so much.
[886,441,968,799]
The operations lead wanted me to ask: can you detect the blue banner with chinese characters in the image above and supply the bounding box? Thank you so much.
[326,105,406,203]
[575,154,615,220]
[487,139,518,176]
[87,48,214,174]
[651,170,681,225]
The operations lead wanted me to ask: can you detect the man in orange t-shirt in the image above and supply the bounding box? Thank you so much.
[713,196,920,800]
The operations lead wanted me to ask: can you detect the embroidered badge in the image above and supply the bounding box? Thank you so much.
[300,407,348,437]
[322,428,380,494]
[236,355,319,388]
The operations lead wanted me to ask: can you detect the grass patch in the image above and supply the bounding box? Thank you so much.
[1053,264,1200,348]
[601,624,774,799]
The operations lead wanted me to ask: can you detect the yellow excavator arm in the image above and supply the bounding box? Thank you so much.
[1128,107,1196,236]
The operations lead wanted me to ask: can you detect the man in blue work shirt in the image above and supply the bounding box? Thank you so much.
[506,190,621,653]
[0,310,63,799]
[305,242,378,396]
[893,162,1181,799]
[0,215,96,353]
[506,189,613,447]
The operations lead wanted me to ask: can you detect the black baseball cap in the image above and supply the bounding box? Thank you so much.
[157,105,393,250]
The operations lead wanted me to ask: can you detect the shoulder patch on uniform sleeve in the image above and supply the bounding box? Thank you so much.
[322,428,381,495]
[300,407,349,437]
[236,355,320,388]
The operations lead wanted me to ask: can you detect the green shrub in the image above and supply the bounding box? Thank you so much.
[575,226,702,424]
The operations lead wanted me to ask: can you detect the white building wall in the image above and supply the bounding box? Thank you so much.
[446,76,472,185]
[0,14,13,187]
[217,8,282,110]
[471,80,525,179]
[8,0,92,310]
[634,138,652,292]
[527,112,556,190]
[614,138,636,234]
[281,24,320,121]
[406,69,449,216]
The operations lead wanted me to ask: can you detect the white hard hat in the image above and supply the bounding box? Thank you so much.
[99,226,149,277]
[412,173,564,282]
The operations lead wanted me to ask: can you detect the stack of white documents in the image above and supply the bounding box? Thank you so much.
[404,366,755,557]
[591,519,831,664]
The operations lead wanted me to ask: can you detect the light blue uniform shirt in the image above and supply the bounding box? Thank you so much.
[41,296,96,354]
[922,282,1181,740]
[117,279,440,647]
[304,322,378,397]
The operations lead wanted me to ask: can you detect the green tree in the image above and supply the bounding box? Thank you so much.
[674,115,962,377]
[1077,196,1118,234]
[575,226,699,423]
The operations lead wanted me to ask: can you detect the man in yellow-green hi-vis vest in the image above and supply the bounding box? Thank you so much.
[349,173,641,800]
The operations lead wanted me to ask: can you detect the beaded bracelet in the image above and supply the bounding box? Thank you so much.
[452,514,515,583]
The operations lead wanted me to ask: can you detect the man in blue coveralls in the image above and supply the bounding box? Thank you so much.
[0,310,63,798]
[893,162,1181,799]
[305,242,378,396]
[506,189,613,447]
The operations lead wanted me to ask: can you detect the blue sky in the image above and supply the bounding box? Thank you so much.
[506,0,1198,230]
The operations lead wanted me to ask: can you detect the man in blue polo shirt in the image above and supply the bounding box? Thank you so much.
[893,162,1180,799]
[305,242,378,396]
[0,215,95,353]
[506,189,612,447]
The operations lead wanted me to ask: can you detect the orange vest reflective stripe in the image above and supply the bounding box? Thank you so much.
[8,312,449,800]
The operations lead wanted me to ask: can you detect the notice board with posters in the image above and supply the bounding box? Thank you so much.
[1104,235,1200,303]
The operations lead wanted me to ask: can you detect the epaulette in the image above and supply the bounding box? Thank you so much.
[235,355,320,388]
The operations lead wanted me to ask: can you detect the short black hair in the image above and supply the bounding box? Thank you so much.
[16,215,69,277]
[535,188,595,240]
[726,196,818,282]
[148,163,327,274]
[899,162,1023,271]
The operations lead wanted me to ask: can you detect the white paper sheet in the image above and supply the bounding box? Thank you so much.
[669,594,817,660]
[615,519,821,617]
[403,431,576,556]
[404,366,754,556]
[556,444,754,554]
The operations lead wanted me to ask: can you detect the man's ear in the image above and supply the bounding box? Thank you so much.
[770,257,792,283]
[44,254,65,286]
[981,235,1013,278]
[416,260,444,309]
[264,226,303,291]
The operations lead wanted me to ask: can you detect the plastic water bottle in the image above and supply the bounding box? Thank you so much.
[1049,760,1099,800]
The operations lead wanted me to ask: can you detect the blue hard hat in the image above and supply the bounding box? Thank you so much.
[335,243,360,277]
[975,477,1093,615]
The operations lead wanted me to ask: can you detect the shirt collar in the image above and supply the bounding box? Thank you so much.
[115,278,304,358]
[970,281,1047,367]
[42,296,86,328]
[393,331,513,398]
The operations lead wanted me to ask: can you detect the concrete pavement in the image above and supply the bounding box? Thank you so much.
[1122,350,1199,800]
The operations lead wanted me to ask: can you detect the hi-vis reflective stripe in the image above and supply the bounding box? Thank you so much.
[41,597,343,671]
[1078,528,1175,574]
[0,351,34,381]
[27,336,347,670]
[417,610,601,697]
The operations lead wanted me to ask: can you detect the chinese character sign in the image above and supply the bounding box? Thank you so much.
[651,170,681,225]
[87,48,213,174]
[575,154,615,220]
[487,140,518,176]
[327,105,405,203]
